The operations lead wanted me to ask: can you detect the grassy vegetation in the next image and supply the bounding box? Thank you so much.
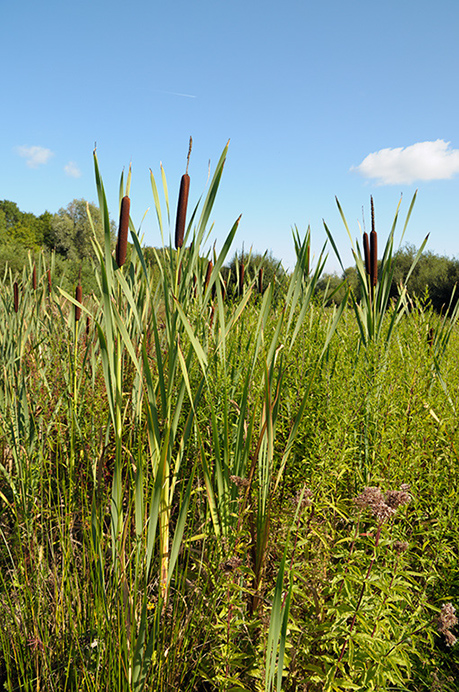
[0,145,458,691]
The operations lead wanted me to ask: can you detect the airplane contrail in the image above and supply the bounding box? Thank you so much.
[153,90,197,99]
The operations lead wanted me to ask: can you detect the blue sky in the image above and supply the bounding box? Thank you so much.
[2,0,459,272]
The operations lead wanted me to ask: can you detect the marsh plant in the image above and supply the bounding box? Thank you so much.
[0,144,458,692]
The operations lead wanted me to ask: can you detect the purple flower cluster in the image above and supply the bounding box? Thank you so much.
[354,484,411,523]
[437,603,458,647]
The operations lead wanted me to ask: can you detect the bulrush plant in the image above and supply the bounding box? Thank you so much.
[80,141,244,688]
[174,136,192,250]
[325,193,428,347]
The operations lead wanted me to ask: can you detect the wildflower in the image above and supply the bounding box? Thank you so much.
[385,488,411,509]
[393,540,409,553]
[230,475,249,489]
[354,484,411,523]
[437,603,458,646]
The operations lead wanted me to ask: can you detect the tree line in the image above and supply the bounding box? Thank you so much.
[1,199,458,312]
[317,245,459,313]
[0,198,117,292]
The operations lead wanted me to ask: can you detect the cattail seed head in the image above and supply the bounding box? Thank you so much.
[75,284,82,321]
[116,196,130,268]
[32,264,37,290]
[209,303,216,328]
[13,282,19,313]
[205,260,213,290]
[370,230,378,287]
[239,261,245,297]
[363,232,371,276]
[47,269,52,294]
[86,315,91,337]
[370,196,378,287]
[175,173,190,249]
[258,266,264,294]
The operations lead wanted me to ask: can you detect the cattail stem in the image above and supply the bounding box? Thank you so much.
[116,196,130,268]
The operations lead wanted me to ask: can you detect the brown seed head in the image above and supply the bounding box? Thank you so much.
[363,232,371,276]
[47,269,52,294]
[205,259,213,290]
[75,284,82,321]
[369,196,377,286]
[13,282,19,313]
[239,261,245,296]
[258,266,264,294]
[175,173,190,249]
[32,264,37,290]
[370,230,378,287]
[116,196,130,268]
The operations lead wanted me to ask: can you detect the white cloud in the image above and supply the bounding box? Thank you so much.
[16,145,54,168]
[351,140,459,185]
[64,161,82,178]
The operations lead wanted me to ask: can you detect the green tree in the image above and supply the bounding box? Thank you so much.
[0,200,51,250]
[48,199,115,261]
[391,245,459,312]
[0,200,22,230]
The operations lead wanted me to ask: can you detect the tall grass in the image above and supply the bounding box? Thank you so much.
[0,148,458,691]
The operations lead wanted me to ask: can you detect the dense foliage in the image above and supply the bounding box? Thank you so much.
[0,155,458,691]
